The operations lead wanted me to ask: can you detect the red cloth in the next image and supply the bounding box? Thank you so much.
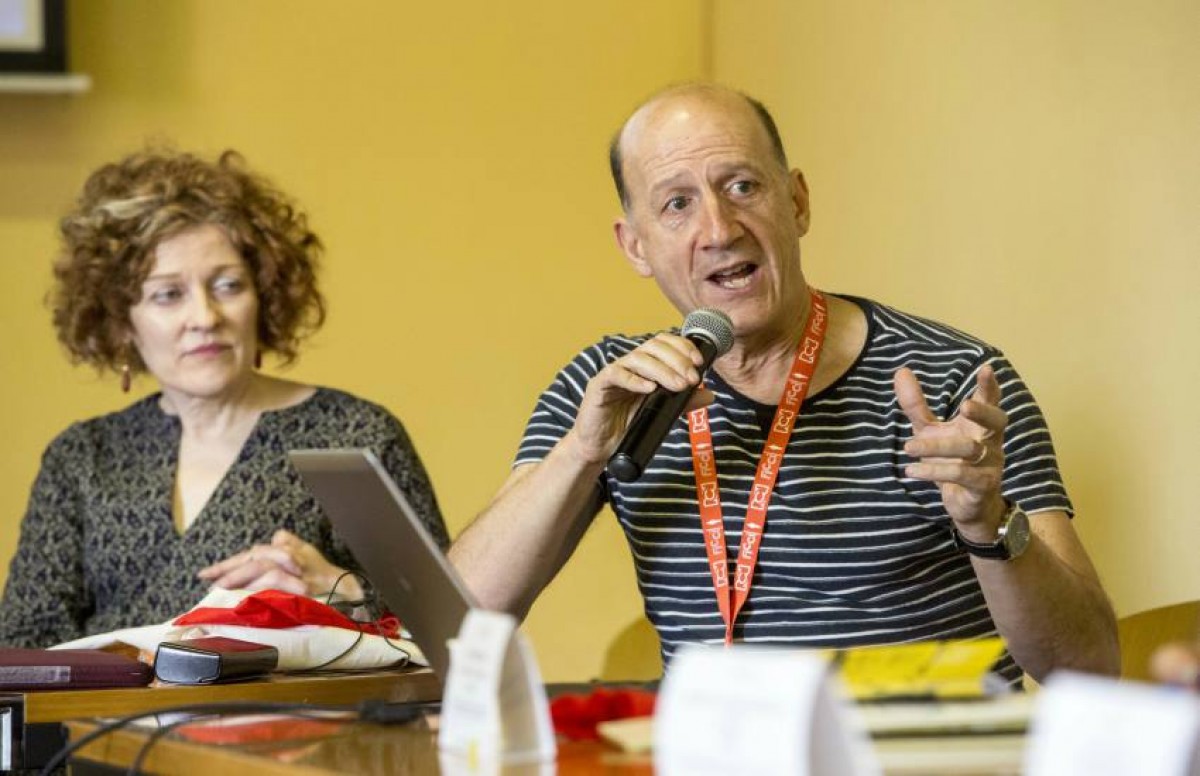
[174,589,401,638]
[549,687,657,741]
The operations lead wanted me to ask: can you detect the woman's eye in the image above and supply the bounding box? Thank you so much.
[214,277,246,295]
[148,287,182,305]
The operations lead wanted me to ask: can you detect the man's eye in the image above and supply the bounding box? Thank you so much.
[729,179,757,196]
[664,196,690,213]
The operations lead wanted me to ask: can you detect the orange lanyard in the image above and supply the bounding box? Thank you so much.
[687,290,829,645]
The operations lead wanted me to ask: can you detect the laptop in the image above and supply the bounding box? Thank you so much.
[288,448,475,680]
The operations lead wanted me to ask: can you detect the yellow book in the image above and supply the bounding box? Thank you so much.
[836,638,1008,701]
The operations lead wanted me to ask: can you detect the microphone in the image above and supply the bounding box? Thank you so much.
[606,308,735,483]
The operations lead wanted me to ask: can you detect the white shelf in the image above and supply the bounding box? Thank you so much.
[0,73,91,94]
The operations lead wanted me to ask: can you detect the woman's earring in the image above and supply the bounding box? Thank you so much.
[120,363,131,393]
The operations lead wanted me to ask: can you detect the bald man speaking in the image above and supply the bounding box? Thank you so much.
[450,84,1118,685]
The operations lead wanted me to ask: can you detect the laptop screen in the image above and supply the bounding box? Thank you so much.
[289,448,474,680]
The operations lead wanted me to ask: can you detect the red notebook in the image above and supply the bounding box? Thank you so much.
[0,648,153,691]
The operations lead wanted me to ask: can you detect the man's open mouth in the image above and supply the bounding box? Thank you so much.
[708,262,758,290]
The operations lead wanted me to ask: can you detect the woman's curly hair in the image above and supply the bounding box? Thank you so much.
[51,148,326,373]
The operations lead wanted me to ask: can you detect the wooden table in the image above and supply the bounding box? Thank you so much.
[63,713,1025,775]
[1,667,439,771]
[42,673,1027,775]
[66,717,652,776]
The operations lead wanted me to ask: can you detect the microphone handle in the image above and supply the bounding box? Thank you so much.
[606,336,720,483]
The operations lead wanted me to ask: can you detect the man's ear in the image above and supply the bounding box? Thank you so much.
[614,218,653,277]
[790,169,811,237]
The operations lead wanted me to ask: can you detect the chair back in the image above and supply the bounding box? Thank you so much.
[599,617,662,681]
[1118,600,1200,681]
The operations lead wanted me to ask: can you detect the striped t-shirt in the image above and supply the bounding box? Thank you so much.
[516,296,1072,683]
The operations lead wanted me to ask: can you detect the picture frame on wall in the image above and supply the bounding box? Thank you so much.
[0,0,65,73]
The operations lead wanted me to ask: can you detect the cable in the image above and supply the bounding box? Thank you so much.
[128,714,202,775]
[323,569,368,611]
[38,700,352,776]
[282,570,409,674]
[338,572,411,660]
[357,698,440,725]
[302,628,366,672]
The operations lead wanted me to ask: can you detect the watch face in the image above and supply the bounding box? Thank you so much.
[1004,507,1032,558]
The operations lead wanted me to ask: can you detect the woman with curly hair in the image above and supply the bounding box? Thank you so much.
[0,149,448,648]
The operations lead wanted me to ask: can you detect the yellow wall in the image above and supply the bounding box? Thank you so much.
[711,0,1200,618]
[0,0,703,681]
[2,1,1195,682]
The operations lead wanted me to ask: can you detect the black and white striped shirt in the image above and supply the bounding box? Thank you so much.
[516,296,1072,683]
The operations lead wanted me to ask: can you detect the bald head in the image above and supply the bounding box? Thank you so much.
[609,84,789,210]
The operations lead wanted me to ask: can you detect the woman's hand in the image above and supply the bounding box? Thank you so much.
[198,529,363,599]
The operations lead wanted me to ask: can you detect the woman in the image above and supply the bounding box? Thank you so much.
[0,149,448,648]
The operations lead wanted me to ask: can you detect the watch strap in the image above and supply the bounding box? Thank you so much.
[951,501,1022,560]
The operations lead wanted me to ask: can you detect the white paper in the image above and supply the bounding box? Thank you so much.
[438,750,555,776]
[438,609,555,765]
[1025,671,1200,776]
[1,706,11,771]
[654,645,879,776]
[497,628,556,761]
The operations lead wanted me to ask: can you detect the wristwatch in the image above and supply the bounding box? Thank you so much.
[952,501,1030,561]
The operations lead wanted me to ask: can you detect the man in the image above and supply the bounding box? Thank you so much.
[450,83,1119,682]
[1154,642,1200,687]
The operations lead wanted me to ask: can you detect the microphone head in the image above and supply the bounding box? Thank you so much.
[682,308,735,357]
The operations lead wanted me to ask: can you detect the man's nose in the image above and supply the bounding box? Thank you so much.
[698,194,743,249]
